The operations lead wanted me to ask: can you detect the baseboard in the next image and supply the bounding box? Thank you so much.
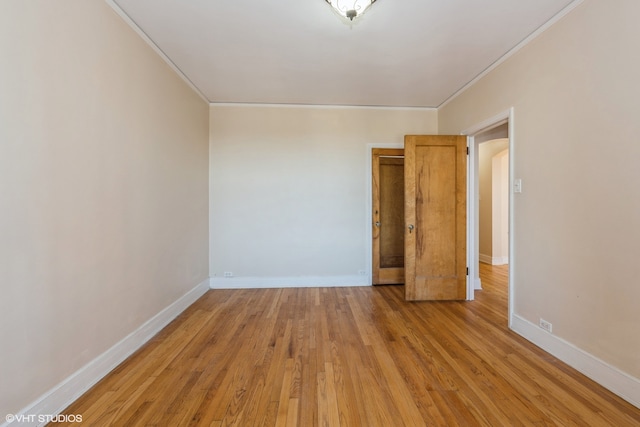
[210,274,369,289]
[511,314,640,409]
[479,253,493,264]
[474,277,482,290]
[3,278,210,427]
[479,254,508,265]
[493,256,509,265]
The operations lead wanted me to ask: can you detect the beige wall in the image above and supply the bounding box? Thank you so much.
[440,0,640,378]
[0,0,209,416]
[210,105,437,280]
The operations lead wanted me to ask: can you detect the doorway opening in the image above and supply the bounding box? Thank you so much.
[479,139,509,267]
[463,109,514,324]
[366,143,404,287]
[368,136,468,301]
[371,148,405,285]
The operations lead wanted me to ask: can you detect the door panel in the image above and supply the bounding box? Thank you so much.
[404,135,467,300]
[379,157,404,268]
[372,149,404,285]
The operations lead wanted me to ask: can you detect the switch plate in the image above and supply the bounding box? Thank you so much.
[514,178,522,193]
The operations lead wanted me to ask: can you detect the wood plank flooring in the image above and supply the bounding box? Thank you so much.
[57,265,640,426]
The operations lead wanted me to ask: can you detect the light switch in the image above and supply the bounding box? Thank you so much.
[514,179,522,193]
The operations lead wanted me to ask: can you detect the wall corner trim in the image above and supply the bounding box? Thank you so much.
[3,279,210,427]
[511,314,640,409]
[210,275,369,289]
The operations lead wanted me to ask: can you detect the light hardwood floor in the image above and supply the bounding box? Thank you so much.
[57,264,640,426]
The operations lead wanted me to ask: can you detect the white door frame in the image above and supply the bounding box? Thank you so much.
[462,108,515,326]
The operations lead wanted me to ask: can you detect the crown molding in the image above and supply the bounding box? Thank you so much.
[209,102,437,111]
[105,0,209,104]
[438,0,585,110]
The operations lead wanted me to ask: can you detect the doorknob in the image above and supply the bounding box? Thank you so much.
[408,224,414,233]
[375,221,381,227]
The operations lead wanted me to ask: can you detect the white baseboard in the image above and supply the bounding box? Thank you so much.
[479,253,508,265]
[210,274,369,289]
[493,256,509,265]
[3,278,210,427]
[474,277,482,290]
[511,314,640,409]
[479,253,493,264]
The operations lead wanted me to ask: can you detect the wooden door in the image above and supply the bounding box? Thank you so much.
[404,135,467,300]
[372,148,405,285]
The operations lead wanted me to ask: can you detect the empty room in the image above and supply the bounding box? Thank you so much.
[1,0,640,425]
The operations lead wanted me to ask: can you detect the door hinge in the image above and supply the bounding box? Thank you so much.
[466,267,469,276]
[466,147,469,155]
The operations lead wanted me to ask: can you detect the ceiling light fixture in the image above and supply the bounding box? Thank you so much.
[325,0,377,21]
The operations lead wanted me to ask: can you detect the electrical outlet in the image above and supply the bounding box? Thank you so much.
[223,272,233,278]
[539,318,552,333]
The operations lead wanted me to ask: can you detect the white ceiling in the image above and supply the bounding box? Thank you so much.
[111,0,578,108]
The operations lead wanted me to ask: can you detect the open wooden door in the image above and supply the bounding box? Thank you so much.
[404,135,467,301]
[372,148,405,285]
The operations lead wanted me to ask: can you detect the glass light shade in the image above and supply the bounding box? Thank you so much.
[325,0,376,21]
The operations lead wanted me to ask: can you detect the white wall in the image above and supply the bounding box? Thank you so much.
[440,0,640,385]
[478,139,509,264]
[491,149,509,264]
[0,0,209,417]
[210,105,437,284]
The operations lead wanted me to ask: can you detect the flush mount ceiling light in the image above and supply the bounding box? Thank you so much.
[325,0,377,21]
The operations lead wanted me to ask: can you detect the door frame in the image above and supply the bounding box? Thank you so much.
[365,143,404,285]
[372,148,405,285]
[461,108,515,325]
